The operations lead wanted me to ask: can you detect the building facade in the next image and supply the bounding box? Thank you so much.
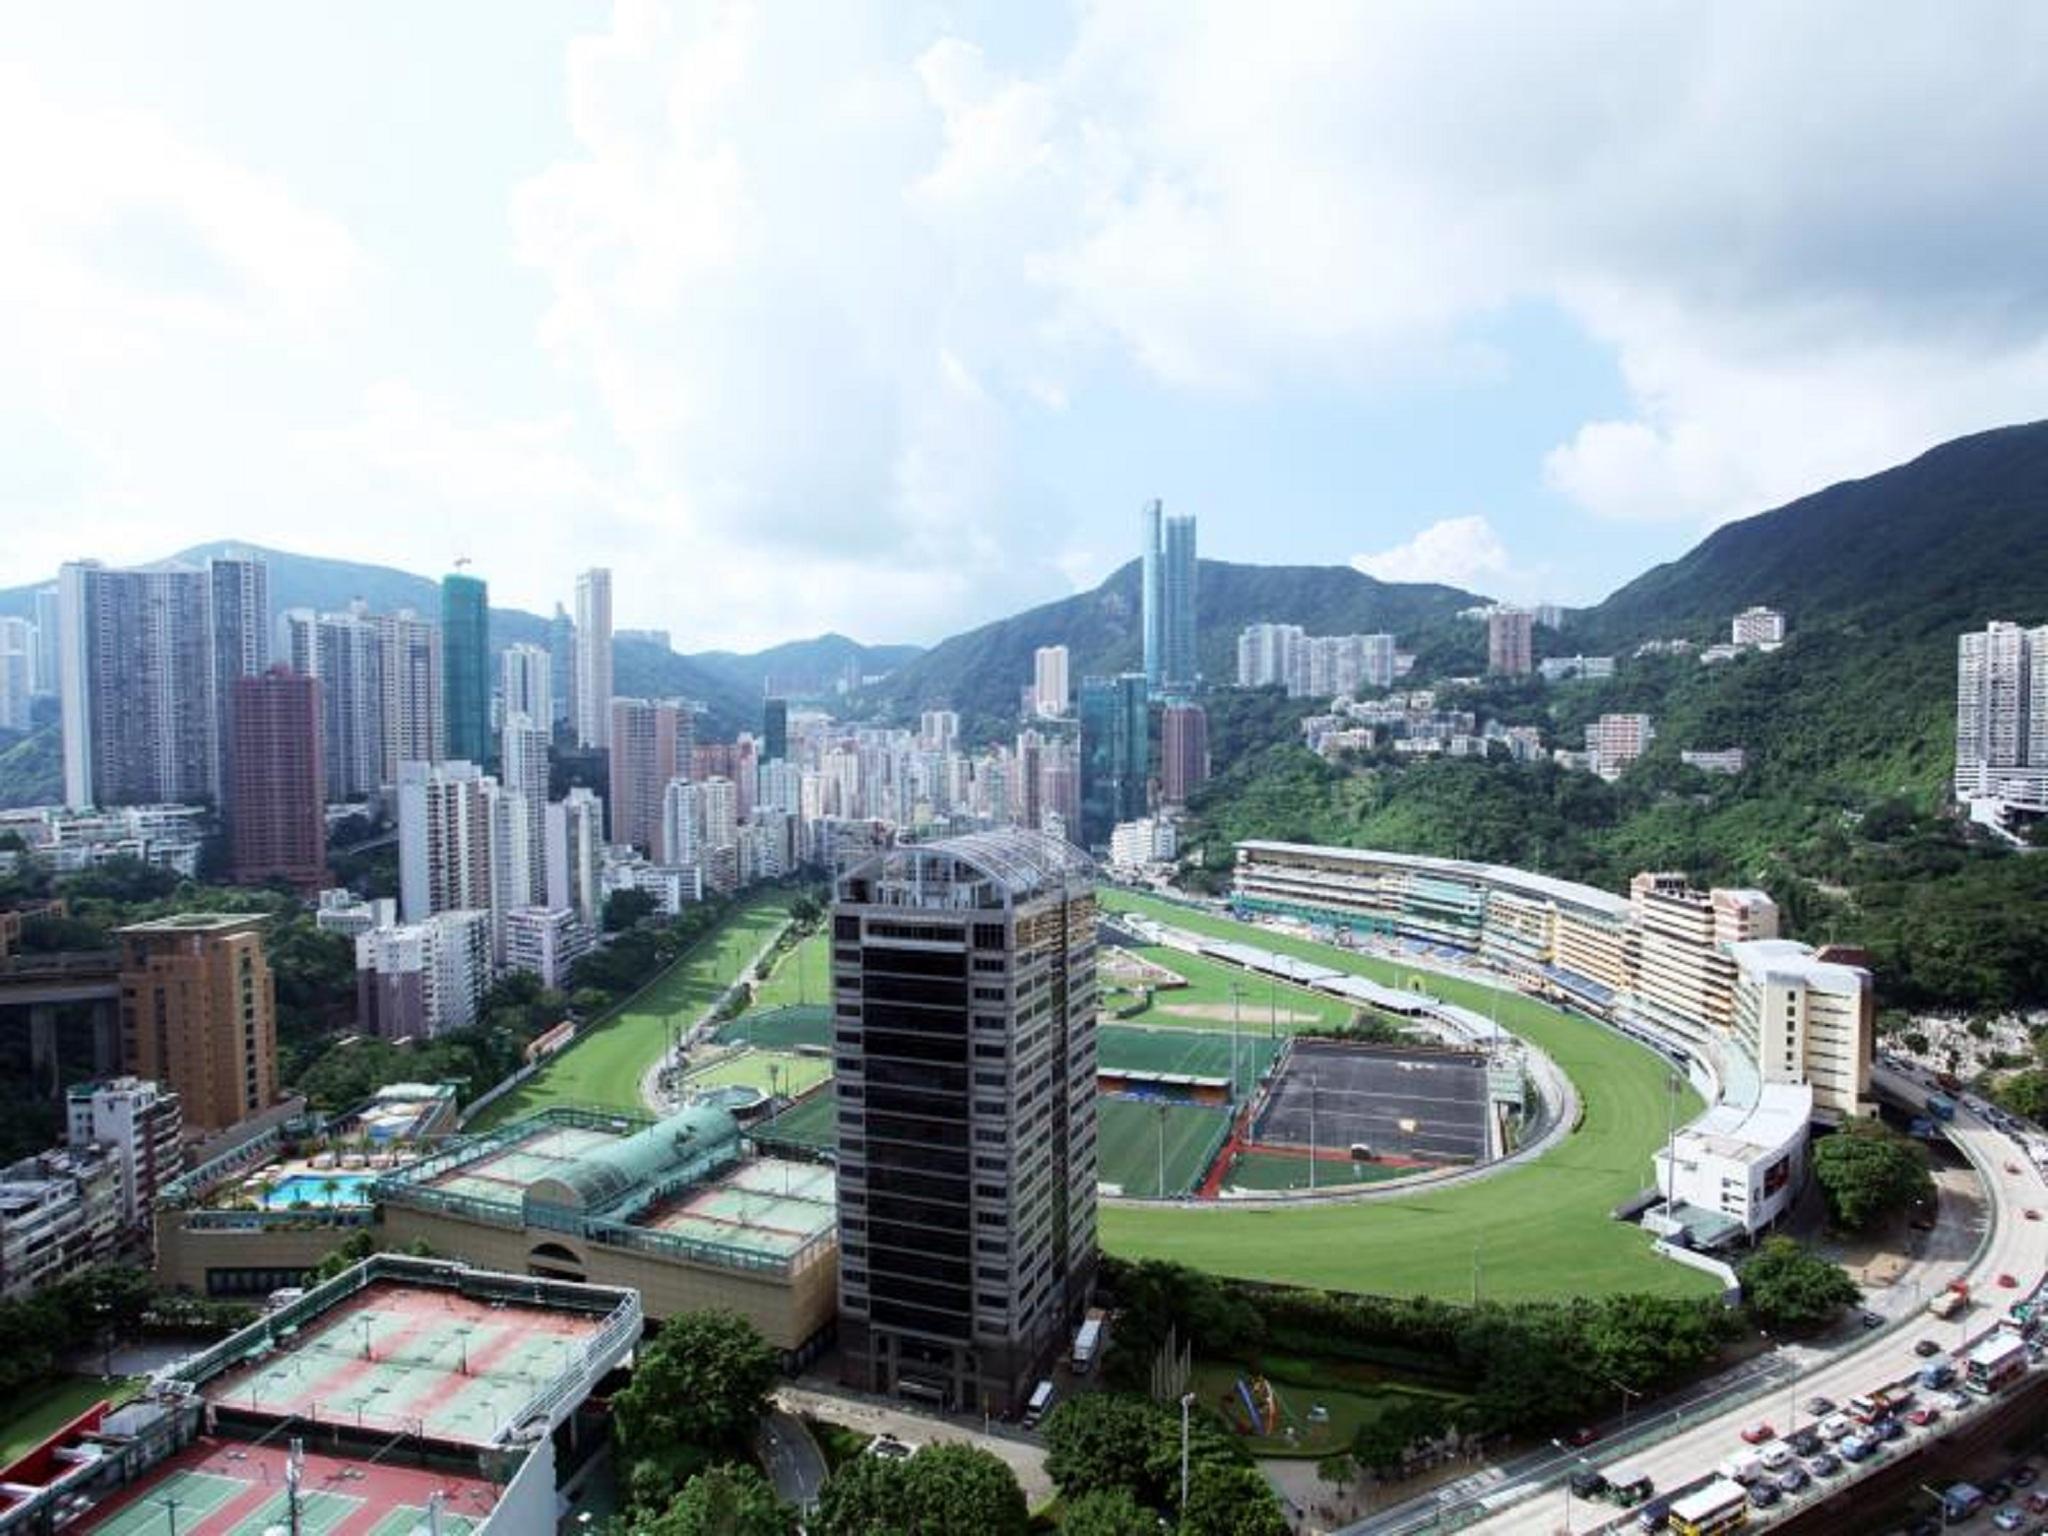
[1159,702,1209,807]
[228,667,328,893]
[1160,511,1199,696]
[1078,674,1149,846]
[66,1076,183,1228]
[1487,607,1533,676]
[283,607,385,802]
[502,643,553,730]
[1956,620,2048,815]
[375,608,445,783]
[610,698,691,856]
[398,760,495,924]
[575,568,614,751]
[441,572,491,766]
[1032,647,1070,718]
[832,830,1099,1414]
[117,914,278,1135]
[0,616,34,732]
[206,555,272,807]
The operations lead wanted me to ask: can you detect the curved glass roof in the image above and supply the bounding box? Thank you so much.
[523,1104,740,1215]
[840,827,1096,905]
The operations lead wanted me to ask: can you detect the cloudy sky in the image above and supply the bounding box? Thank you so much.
[5,2,2047,648]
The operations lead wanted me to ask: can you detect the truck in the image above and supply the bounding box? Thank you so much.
[1966,1330,2029,1393]
[1928,1281,1971,1320]
[1071,1309,1107,1374]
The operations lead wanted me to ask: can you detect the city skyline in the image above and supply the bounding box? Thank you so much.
[7,6,2048,649]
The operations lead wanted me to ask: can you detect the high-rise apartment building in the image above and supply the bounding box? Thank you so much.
[832,830,1099,1413]
[440,572,491,766]
[0,617,33,732]
[1161,511,1198,695]
[502,643,553,731]
[375,609,444,782]
[1587,713,1656,781]
[660,778,700,868]
[763,697,789,763]
[59,562,216,809]
[499,714,551,907]
[545,788,604,926]
[1955,620,2048,814]
[1032,647,1070,718]
[283,607,385,802]
[1140,499,1165,695]
[206,555,272,806]
[1159,702,1210,807]
[1079,674,1149,846]
[698,776,739,855]
[1732,607,1787,650]
[397,760,494,924]
[228,667,327,893]
[548,603,576,730]
[32,587,60,697]
[116,914,277,1135]
[356,911,491,1041]
[575,568,614,751]
[1729,940,1873,1116]
[503,906,593,991]
[609,699,690,856]
[1235,623,1308,691]
[65,1076,183,1228]
[1487,607,1534,676]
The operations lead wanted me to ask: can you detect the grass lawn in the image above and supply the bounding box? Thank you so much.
[1111,943,1349,1033]
[474,895,794,1125]
[1223,1150,1414,1192]
[684,1049,832,1098]
[715,1006,831,1052]
[758,1089,836,1149]
[1189,1360,1465,1459]
[1097,1097,1232,1196]
[1097,1022,1285,1084]
[1099,891,1714,1302]
[0,1375,142,1464]
[748,929,830,1011]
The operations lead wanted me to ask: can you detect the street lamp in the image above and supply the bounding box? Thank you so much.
[1180,1392,1197,1511]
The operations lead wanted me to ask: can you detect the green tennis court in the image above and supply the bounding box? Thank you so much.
[91,1471,245,1536]
[368,1510,480,1536]
[231,1489,361,1536]
[1096,1097,1231,1197]
[1097,1023,1284,1085]
[715,1004,832,1051]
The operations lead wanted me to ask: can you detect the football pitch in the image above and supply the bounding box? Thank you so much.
[1096,1097,1232,1197]
[1097,891,1716,1302]
[1097,1022,1284,1087]
[757,1089,837,1150]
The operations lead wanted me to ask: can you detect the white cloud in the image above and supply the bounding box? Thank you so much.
[1353,516,1518,597]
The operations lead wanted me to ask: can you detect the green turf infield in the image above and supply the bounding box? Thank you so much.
[1096,1096,1232,1197]
[1222,1149,1414,1192]
[715,1004,831,1051]
[756,1088,837,1150]
[1097,1021,1284,1087]
[1098,890,1714,1301]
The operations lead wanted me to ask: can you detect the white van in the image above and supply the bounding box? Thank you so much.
[1022,1380,1056,1428]
[1759,1443,1793,1471]
[1719,1451,1764,1485]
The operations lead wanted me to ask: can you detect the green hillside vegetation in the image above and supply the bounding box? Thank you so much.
[0,723,60,810]
[869,558,1480,736]
[1186,422,2048,1012]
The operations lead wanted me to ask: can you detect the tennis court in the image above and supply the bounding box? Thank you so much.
[424,1123,617,1206]
[79,1438,499,1536]
[1096,1097,1232,1197]
[714,1004,832,1051]
[203,1280,606,1446]
[1097,1023,1285,1088]
[636,1154,836,1259]
[755,1089,836,1150]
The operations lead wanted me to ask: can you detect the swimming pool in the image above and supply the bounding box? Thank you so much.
[261,1173,376,1209]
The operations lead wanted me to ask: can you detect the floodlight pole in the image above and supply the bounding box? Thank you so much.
[1309,1075,1319,1192]
[1180,1392,1196,1510]
[1157,1105,1168,1198]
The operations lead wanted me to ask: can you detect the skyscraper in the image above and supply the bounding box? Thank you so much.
[502,643,553,732]
[283,607,385,803]
[1032,646,1069,718]
[441,572,491,766]
[397,759,494,924]
[229,666,327,893]
[1159,702,1210,807]
[1236,622,1308,691]
[609,698,690,855]
[207,555,272,806]
[32,586,60,697]
[762,696,789,763]
[375,609,444,781]
[59,562,215,809]
[1161,511,1198,695]
[548,602,576,731]
[545,787,604,926]
[1487,607,1534,676]
[832,830,1099,1413]
[1078,673,1149,845]
[0,618,33,732]
[1140,498,1164,693]
[500,713,551,906]
[1956,620,2048,812]
[575,568,614,751]
[117,913,278,1134]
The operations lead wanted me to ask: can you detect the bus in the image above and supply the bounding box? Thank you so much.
[1966,1331,2029,1393]
[1668,1478,1749,1536]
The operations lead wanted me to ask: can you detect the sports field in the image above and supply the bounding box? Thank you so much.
[1097,1022,1284,1089]
[748,929,830,1011]
[1222,1149,1413,1192]
[683,1049,832,1099]
[1098,891,1714,1301]
[1107,942,1349,1033]
[474,895,794,1125]
[756,1089,836,1150]
[1096,1097,1232,1197]
[714,1004,832,1052]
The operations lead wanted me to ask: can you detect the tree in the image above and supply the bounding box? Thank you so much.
[1811,1120,1936,1231]
[614,1311,781,1510]
[811,1455,907,1536]
[1043,1393,1170,1504]
[1180,1461,1290,1536]
[1315,1452,1357,1500]
[1740,1237,1861,1334]
[606,887,662,932]
[637,1464,794,1536]
[310,1231,376,1282]
[1060,1489,1159,1536]
[1994,1068,2048,1124]
[813,1444,1026,1536]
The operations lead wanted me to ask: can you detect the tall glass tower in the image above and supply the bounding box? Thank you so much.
[1078,672,1150,845]
[441,571,490,766]
[1161,512,1198,695]
[1139,499,1164,693]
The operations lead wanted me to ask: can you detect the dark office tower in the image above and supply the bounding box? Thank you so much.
[548,602,576,730]
[832,830,1099,1414]
[1139,499,1164,695]
[441,572,491,766]
[229,667,326,893]
[1159,701,1209,807]
[1077,673,1149,846]
[207,555,271,806]
[1161,512,1198,695]
[763,697,789,763]
[58,562,215,809]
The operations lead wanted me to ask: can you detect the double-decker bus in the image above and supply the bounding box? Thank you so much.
[1668,1478,1749,1536]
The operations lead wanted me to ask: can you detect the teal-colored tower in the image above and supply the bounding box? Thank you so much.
[441,572,491,766]
[1079,671,1150,846]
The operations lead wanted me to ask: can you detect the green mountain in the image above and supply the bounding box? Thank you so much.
[686,633,924,704]
[869,558,1481,734]
[1187,420,2048,1011]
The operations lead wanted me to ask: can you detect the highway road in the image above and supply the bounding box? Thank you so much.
[1422,1068,2048,1533]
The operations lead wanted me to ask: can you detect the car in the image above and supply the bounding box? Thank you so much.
[1807,1451,1842,1477]
[1987,1480,2015,1505]
[2015,1466,2041,1489]
[2008,1162,2023,1175]
[2028,1209,2042,1221]
[1568,1426,1600,1447]
[1776,1466,1810,1494]
[2026,1490,2048,1515]
[1907,1407,1942,1427]
[1905,1521,1943,1536]
[1879,1418,1907,1442]
[1992,1508,2027,1533]
[2000,1273,2022,1289]
[1861,1309,1885,1328]
[1789,1428,1824,1457]
[1804,1395,1836,1417]
[1839,1435,1874,1463]
[1748,1482,1782,1509]
[1917,1338,1945,1357]
[1820,1414,1855,1442]
[866,1435,916,1461]
[1760,1443,1794,1471]
[1569,1471,1608,1499]
[1741,1421,1777,1445]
